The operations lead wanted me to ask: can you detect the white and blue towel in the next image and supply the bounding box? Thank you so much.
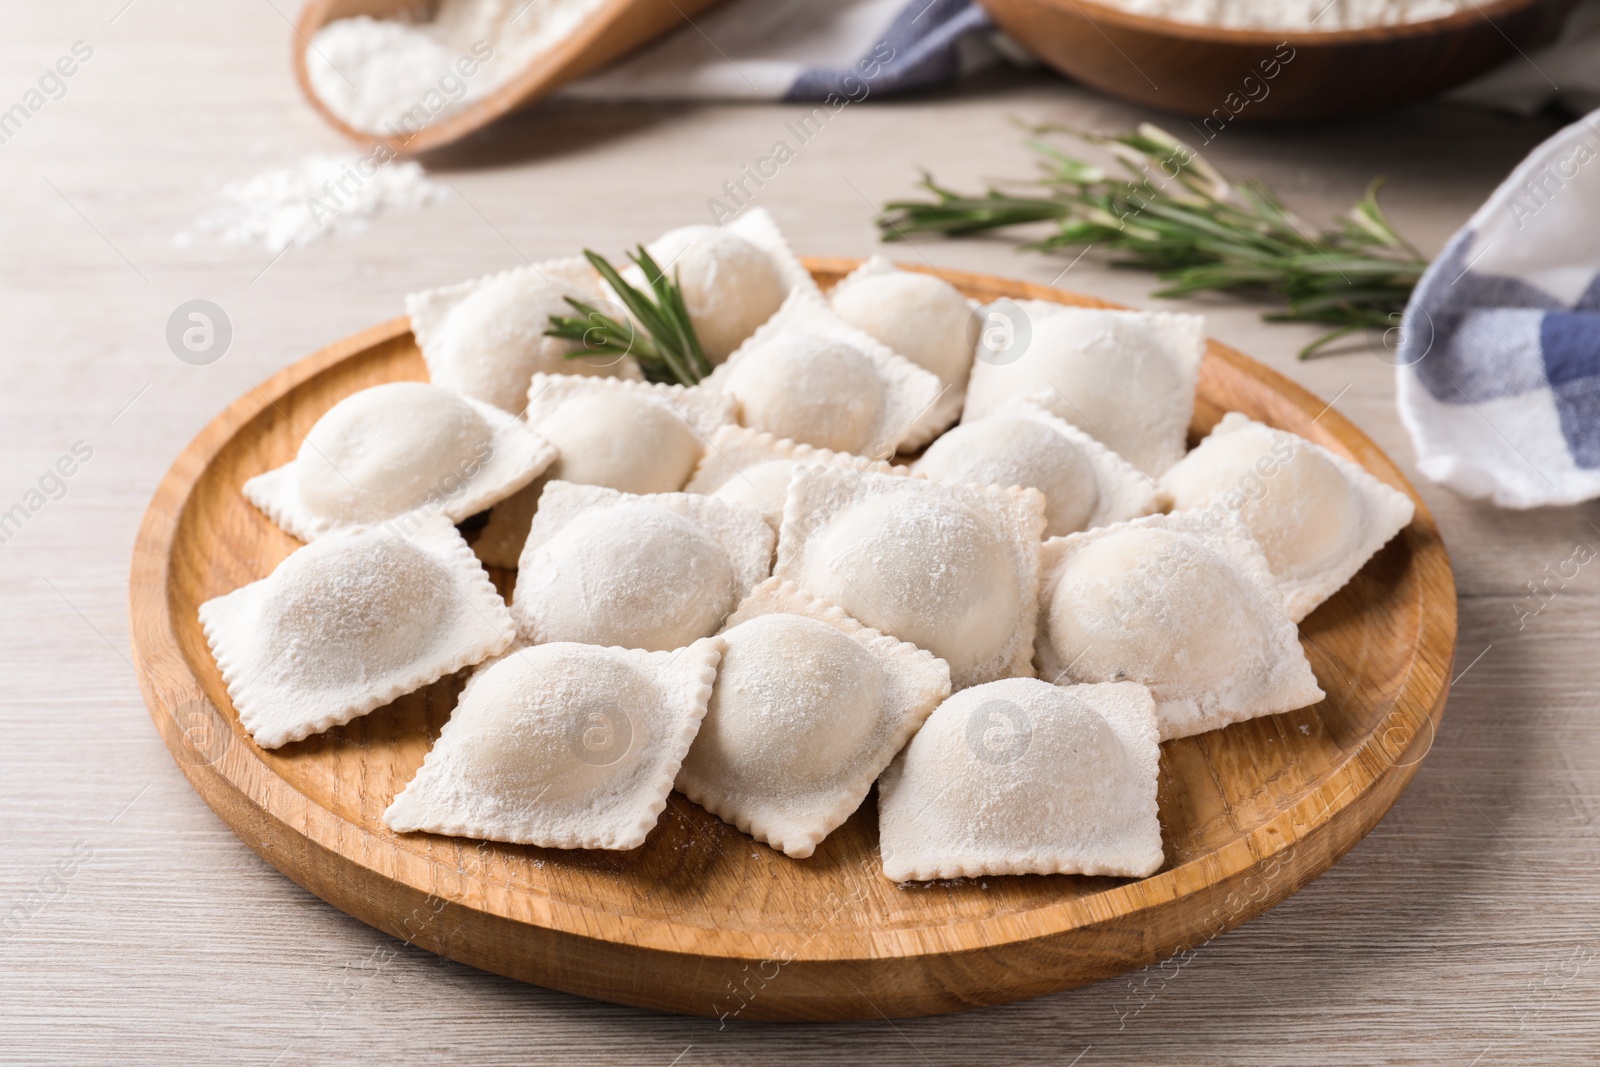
[1397,110,1600,508]
[562,0,1002,101]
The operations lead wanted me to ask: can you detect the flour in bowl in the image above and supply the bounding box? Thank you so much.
[306,0,611,137]
[1095,0,1476,30]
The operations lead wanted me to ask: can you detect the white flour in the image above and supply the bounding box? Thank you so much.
[176,152,449,253]
[306,0,611,137]
[1095,0,1473,29]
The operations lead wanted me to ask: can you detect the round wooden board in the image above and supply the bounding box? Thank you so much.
[129,259,1456,1021]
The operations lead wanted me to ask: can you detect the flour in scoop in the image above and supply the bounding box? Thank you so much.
[176,152,448,253]
[306,0,611,138]
[1096,0,1474,29]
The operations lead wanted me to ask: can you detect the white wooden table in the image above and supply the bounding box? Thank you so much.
[2,2,1596,1063]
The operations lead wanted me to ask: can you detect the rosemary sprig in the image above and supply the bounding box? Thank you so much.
[878,124,1428,358]
[545,247,712,385]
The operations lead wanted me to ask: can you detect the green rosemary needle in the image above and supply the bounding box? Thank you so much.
[546,247,712,386]
[878,124,1428,358]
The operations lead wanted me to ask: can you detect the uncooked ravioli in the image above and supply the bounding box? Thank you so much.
[472,375,735,569]
[626,207,817,363]
[512,482,773,652]
[406,257,642,413]
[722,334,889,453]
[877,677,1163,881]
[676,578,951,858]
[539,391,706,492]
[683,424,902,529]
[243,381,556,542]
[828,256,978,447]
[384,638,723,849]
[775,467,1045,689]
[638,227,786,363]
[1160,412,1415,621]
[961,303,1204,475]
[708,459,796,523]
[704,289,942,457]
[524,374,733,494]
[1035,510,1324,740]
[198,517,516,749]
[913,398,1164,536]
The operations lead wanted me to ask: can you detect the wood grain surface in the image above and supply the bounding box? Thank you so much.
[2,0,1595,1061]
[128,260,1454,1020]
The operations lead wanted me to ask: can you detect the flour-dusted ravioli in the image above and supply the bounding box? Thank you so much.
[243,381,556,543]
[624,207,819,363]
[705,290,943,457]
[199,517,515,750]
[513,482,772,651]
[913,397,1165,537]
[828,256,979,448]
[877,678,1162,882]
[525,374,734,492]
[1036,510,1323,741]
[776,467,1045,690]
[1161,412,1416,622]
[962,303,1205,475]
[677,578,951,859]
[683,425,902,529]
[473,375,736,568]
[407,256,642,413]
[384,638,722,849]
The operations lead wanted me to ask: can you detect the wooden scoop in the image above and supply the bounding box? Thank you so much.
[294,0,728,155]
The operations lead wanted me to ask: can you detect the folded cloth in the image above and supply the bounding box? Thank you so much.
[560,0,1002,101]
[1397,110,1600,508]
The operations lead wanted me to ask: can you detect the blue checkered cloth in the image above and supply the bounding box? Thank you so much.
[1398,110,1600,507]
[560,0,1000,102]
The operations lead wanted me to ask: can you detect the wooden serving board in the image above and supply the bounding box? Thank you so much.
[129,259,1455,1021]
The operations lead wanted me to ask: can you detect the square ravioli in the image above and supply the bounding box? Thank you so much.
[683,424,903,529]
[407,255,643,413]
[775,466,1046,690]
[199,517,516,749]
[877,678,1163,881]
[913,396,1166,537]
[676,578,952,859]
[244,381,556,543]
[525,374,735,494]
[1035,509,1324,741]
[624,207,820,364]
[512,481,773,652]
[472,375,736,569]
[827,255,979,448]
[703,288,943,458]
[385,638,723,849]
[1161,412,1416,621]
[961,302,1204,476]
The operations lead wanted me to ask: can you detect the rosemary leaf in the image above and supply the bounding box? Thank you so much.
[876,126,1428,358]
[545,247,711,386]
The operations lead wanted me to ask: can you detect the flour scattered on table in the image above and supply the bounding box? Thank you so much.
[176,152,448,253]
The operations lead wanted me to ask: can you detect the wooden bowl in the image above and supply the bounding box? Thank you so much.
[978,0,1575,122]
[293,0,727,155]
[129,259,1455,1020]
